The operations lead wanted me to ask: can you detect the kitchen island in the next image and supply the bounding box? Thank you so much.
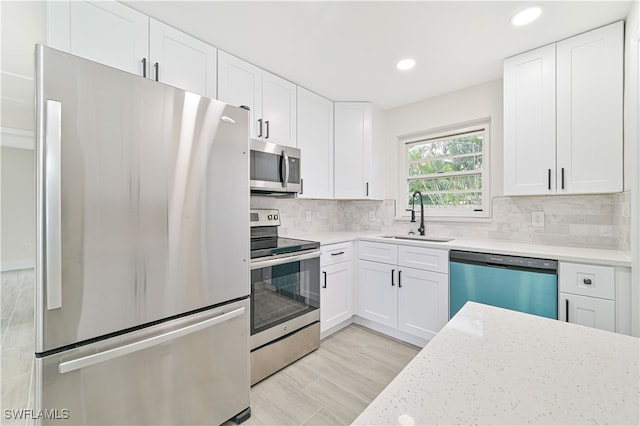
[353,302,639,425]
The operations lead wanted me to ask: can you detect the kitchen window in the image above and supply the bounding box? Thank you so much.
[399,121,490,219]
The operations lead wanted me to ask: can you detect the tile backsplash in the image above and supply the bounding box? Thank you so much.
[251,191,631,253]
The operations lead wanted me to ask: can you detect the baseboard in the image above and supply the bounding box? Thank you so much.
[320,317,355,340]
[353,316,428,348]
[1,259,34,272]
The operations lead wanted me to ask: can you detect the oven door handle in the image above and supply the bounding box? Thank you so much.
[250,250,321,270]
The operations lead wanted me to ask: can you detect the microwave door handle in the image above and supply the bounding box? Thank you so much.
[282,150,290,188]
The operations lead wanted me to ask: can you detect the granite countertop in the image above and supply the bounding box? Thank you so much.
[284,231,631,267]
[352,302,640,425]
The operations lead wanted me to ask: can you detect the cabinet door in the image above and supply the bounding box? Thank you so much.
[556,22,623,194]
[357,260,397,328]
[297,88,334,198]
[47,0,148,76]
[397,268,448,340]
[262,71,297,147]
[217,51,262,139]
[503,44,556,196]
[149,19,217,99]
[559,292,615,332]
[321,262,352,333]
[334,102,371,199]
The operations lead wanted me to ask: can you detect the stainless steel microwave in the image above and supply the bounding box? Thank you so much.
[250,139,301,194]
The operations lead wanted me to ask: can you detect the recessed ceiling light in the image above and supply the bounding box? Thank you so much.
[511,6,542,27]
[397,58,416,71]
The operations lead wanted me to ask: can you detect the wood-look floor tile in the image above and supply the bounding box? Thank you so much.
[241,324,420,426]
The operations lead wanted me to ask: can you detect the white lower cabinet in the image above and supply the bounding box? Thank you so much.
[320,243,353,335]
[558,292,615,332]
[558,261,630,334]
[358,242,449,342]
[358,260,397,328]
[397,267,448,340]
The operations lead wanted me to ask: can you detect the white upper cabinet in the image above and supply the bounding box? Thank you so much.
[216,51,262,135]
[218,51,297,147]
[556,22,623,194]
[297,88,334,198]
[47,1,218,99]
[503,44,556,195]
[334,102,384,199]
[149,19,217,99]
[262,71,297,147]
[503,22,623,196]
[47,0,148,76]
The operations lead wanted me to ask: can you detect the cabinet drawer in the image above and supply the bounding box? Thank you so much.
[321,242,352,266]
[559,262,614,300]
[358,241,397,265]
[398,245,448,273]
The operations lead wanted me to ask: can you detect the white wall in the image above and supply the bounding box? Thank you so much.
[1,148,35,270]
[1,1,46,270]
[383,79,503,203]
[624,0,639,337]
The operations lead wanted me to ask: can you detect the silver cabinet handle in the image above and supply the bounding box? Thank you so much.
[59,307,245,374]
[250,249,321,270]
[45,100,62,310]
[282,150,290,188]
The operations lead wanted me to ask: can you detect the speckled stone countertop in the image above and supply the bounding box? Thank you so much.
[284,231,631,267]
[352,302,640,425]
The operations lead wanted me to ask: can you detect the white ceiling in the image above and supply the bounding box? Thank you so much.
[124,1,632,110]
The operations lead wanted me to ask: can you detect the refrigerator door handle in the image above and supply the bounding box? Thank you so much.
[45,100,63,310]
[58,306,245,374]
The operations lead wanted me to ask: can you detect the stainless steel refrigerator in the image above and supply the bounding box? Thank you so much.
[34,45,251,425]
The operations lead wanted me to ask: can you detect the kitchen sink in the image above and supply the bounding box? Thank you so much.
[381,235,454,243]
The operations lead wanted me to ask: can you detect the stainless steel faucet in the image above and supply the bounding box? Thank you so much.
[406,191,425,236]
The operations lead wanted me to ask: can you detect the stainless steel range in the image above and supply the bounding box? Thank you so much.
[249,209,321,385]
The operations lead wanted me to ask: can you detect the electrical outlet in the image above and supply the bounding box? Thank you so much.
[532,211,545,227]
[305,211,312,222]
[368,211,376,221]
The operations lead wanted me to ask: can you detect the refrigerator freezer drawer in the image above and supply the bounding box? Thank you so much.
[35,299,250,425]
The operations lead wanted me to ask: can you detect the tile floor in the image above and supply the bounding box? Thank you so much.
[1,269,35,426]
[243,325,420,425]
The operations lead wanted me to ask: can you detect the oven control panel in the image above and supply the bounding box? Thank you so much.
[250,209,281,227]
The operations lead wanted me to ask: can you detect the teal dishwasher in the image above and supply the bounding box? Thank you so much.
[449,251,558,319]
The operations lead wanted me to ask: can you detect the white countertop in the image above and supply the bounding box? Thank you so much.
[285,231,631,266]
[352,302,640,425]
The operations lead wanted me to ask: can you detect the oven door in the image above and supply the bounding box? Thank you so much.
[250,249,320,349]
[250,139,301,193]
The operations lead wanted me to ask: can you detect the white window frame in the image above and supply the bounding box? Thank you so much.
[397,120,491,220]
